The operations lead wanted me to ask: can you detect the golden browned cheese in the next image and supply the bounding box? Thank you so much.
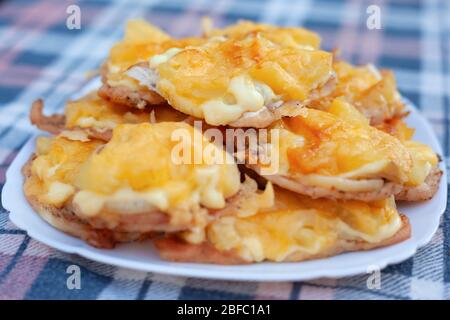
[65,93,150,130]
[24,136,102,207]
[376,118,439,186]
[109,38,204,75]
[155,31,333,125]
[210,20,321,50]
[333,61,382,100]
[375,117,415,141]
[266,99,437,190]
[74,123,241,213]
[275,99,413,184]
[207,186,402,262]
[64,92,186,131]
[25,123,243,242]
[310,61,405,123]
[108,19,171,71]
[106,19,204,88]
[27,123,242,209]
[110,19,321,72]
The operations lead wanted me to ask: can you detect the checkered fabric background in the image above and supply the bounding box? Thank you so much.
[0,0,449,300]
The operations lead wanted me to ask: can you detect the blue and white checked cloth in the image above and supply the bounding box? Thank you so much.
[0,0,449,300]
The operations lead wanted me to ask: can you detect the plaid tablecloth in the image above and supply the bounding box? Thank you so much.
[0,0,449,300]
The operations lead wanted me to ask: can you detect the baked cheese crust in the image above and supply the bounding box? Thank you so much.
[154,186,410,263]
[23,123,244,246]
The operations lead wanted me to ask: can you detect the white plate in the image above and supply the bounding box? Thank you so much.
[2,99,447,282]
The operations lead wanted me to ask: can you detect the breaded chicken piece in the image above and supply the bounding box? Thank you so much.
[99,19,329,116]
[309,60,406,125]
[124,30,334,127]
[375,117,443,201]
[99,20,204,109]
[154,186,410,264]
[245,99,440,201]
[396,167,442,201]
[30,92,188,141]
[100,19,334,126]
[22,157,159,248]
[23,123,255,248]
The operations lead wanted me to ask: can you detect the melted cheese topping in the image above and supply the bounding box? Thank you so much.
[310,61,405,122]
[272,99,438,192]
[24,136,102,207]
[376,118,439,186]
[404,140,439,186]
[65,92,186,131]
[106,20,331,125]
[72,188,170,217]
[26,123,242,234]
[59,130,90,142]
[105,19,204,88]
[44,181,75,206]
[149,48,182,68]
[107,21,204,87]
[210,20,321,50]
[73,123,241,217]
[200,75,278,125]
[107,36,205,89]
[109,36,204,72]
[333,61,381,101]
[263,99,413,189]
[207,187,402,262]
[154,31,332,124]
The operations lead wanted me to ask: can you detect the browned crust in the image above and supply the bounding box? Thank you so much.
[228,101,305,128]
[25,193,153,248]
[247,165,403,201]
[30,99,66,135]
[21,157,189,248]
[354,70,406,126]
[154,237,247,265]
[227,79,339,127]
[100,65,336,128]
[21,156,255,248]
[22,157,153,248]
[153,215,411,264]
[98,63,164,109]
[98,83,165,109]
[283,215,411,262]
[83,129,112,141]
[396,167,443,201]
[209,75,335,128]
[247,157,442,202]
[29,99,113,141]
